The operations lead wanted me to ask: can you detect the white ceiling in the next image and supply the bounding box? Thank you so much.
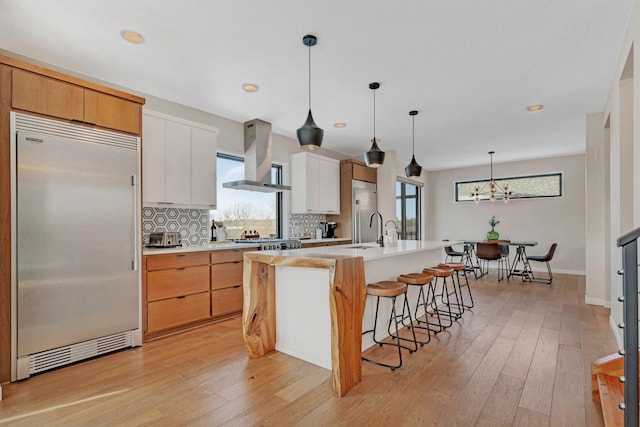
[0,0,634,170]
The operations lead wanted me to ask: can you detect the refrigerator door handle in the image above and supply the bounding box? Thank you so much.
[355,199,361,244]
[132,174,138,271]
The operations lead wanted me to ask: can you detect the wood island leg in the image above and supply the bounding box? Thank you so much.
[329,257,367,397]
[242,259,276,358]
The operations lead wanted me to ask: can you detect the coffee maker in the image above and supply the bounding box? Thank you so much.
[320,221,337,238]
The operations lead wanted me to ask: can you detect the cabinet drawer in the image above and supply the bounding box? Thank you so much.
[147,265,210,301]
[212,286,243,317]
[352,163,377,183]
[147,292,210,333]
[146,252,210,271]
[211,249,249,264]
[12,69,84,121]
[211,262,243,290]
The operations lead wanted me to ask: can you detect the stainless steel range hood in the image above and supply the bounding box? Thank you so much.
[222,119,291,192]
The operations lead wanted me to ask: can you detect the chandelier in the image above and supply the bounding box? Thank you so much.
[469,151,514,203]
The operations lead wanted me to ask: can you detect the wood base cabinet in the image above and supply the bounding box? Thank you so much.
[211,249,245,316]
[143,248,251,341]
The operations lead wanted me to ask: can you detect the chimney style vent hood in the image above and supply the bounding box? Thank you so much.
[222,119,291,192]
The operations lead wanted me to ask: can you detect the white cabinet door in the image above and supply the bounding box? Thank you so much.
[142,114,166,204]
[317,157,340,214]
[164,121,191,205]
[143,110,219,207]
[191,127,217,207]
[290,153,340,214]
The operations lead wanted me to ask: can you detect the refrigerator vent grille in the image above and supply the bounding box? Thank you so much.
[27,331,133,375]
[15,112,138,151]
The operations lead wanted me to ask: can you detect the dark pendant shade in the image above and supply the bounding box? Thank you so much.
[405,109,423,178]
[405,155,423,178]
[297,34,323,151]
[364,138,385,168]
[297,109,323,151]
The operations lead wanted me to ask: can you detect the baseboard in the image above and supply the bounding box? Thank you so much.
[553,268,585,275]
[585,295,611,308]
[609,315,623,351]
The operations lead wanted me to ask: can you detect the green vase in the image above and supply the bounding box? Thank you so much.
[486,229,499,240]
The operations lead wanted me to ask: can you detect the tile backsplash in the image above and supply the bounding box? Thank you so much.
[142,207,209,246]
[288,213,326,238]
[143,209,329,245]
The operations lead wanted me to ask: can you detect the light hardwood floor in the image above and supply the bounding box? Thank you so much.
[0,273,617,426]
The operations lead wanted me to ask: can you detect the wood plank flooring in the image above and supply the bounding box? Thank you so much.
[0,273,618,426]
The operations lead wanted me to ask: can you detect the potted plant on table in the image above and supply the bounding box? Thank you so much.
[487,216,500,240]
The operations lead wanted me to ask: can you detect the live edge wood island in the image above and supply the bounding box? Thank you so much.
[241,240,449,397]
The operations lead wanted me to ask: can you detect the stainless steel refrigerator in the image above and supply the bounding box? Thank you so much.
[352,180,378,244]
[12,112,141,380]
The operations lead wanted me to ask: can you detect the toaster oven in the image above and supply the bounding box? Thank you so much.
[146,232,182,248]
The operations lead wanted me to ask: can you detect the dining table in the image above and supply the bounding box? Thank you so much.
[461,240,538,279]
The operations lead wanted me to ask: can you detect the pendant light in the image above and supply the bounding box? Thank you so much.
[468,151,514,203]
[296,34,323,151]
[405,110,423,178]
[364,82,385,168]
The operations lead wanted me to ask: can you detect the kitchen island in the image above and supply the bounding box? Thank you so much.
[242,240,450,396]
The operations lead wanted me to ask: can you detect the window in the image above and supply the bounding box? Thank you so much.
[209,153,283,239]
[396,180,421,240]
[455,172,562,202]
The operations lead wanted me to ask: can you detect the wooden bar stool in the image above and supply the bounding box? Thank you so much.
[362,281,418,371]
[397,272,440,344]
[438,262,474,309]
[423,266,461,328]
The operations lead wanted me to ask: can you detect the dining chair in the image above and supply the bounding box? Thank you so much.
[497,241,511,279]
[444,245,464,263]
[475,242,505,281]
[523,243,557,284]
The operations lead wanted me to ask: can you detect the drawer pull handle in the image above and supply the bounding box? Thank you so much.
[176,254,186,257]
[232,285,242,289]
[176,295,186,299]
[176,267,186,271]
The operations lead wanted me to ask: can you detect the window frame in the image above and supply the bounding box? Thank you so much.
[213,152,284,238]
[396,179,422,240]
[454,172,563,203]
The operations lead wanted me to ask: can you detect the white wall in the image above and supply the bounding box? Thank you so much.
[599,0,639,348]
[585,113,610,306]
[426,154,586,274]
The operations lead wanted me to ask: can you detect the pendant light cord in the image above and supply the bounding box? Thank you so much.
[490,152,493,181]
[373,88,376,140]
[412,115,415,154]
[308,43,311,110]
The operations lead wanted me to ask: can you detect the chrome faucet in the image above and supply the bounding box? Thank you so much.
[370,211,384,247]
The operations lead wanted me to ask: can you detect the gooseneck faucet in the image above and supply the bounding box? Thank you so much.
[369,211,384,247]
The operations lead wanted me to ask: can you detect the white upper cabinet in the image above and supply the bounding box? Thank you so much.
[290,152,340,214]
[143,110,218,208]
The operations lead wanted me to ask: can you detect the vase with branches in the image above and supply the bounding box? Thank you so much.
[487,216,500,240]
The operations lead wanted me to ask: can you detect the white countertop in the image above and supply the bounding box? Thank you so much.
[255,240,453,262]
[142,237,351,256]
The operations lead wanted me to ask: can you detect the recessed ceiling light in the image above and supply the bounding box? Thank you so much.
[242,84,259,92]
[527,104,544,111]
[334,123,346,128]
[121,31,144,44]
